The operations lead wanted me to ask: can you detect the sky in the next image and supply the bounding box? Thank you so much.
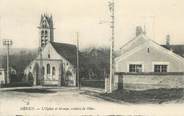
[0,0,184,50]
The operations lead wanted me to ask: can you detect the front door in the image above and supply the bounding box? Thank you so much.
[34,63,40,85]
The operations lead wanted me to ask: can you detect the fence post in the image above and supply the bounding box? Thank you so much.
[105,74,111,93]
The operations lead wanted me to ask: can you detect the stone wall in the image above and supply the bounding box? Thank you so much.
[117,73,184,90]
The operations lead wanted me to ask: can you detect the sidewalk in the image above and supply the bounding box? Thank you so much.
[0,86,104,92]
[0,86,78,91]
[0,86,126,104]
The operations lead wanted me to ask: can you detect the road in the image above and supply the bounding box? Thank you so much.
[0,87,184,116]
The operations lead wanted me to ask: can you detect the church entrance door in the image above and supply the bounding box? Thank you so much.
[60,64,65,86]
[33,63,40,85]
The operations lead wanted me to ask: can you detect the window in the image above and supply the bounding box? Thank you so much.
[147,48,150,53]
[41,31,44,35]
[43,21,47,28]
[48,54,50,58]
[47,64,50,74]
[45,30,48,35]
[42,67,45,75]
[129,64,142,73]
[0,71,2,75]
[52,67,56,76]
[154,65,168,72]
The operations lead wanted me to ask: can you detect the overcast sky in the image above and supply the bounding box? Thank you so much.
[0,0,184,49]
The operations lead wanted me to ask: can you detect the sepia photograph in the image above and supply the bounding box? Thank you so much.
[0,0,184,115]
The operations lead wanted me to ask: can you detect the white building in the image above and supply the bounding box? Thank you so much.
[24,14,77,86]
[108,26,184,92]
[0,67,5,85]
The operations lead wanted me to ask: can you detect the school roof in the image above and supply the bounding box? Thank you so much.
[117,33,184,61]
[51,42,77,66]
[162,45,184,58]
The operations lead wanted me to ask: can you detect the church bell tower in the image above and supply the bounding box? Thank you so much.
[38,13,54,48]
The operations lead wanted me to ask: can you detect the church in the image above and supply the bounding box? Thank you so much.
[24,14,77,87]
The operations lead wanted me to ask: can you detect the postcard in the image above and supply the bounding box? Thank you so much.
[0,0,184,116]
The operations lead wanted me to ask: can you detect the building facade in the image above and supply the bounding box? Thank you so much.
[24,14,77,86]
[112,27,184,91]
[0,68,5,85]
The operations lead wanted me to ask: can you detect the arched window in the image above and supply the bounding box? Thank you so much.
[47,64,50,74]
[45,30,48,35]
[43,21,47,28]
[42,67,45,75]
[52,67,56,76]
[41,30,44,35]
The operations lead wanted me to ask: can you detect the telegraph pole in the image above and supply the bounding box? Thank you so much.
[0,17,1,40]
[108,0,115,93]
[3,39,13,85]
[38,37,43,86]
[38,46,43,85]
[76,32,80,89]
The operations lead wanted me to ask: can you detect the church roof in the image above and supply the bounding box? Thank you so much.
[161,45,184,58]
[51,42,77,66]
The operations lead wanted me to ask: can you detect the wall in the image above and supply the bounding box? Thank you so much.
[0,69,5,84]
[118,73,184,90]
[116,43,184,73]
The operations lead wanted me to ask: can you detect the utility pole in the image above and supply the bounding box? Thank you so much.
[0,17,1,40]
[76,32,80,89]
[108,0,115,93]
[38,40,43,86]
[3,39,13,85]
[39,46,43,85]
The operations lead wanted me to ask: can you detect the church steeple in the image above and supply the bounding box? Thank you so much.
[38,13,54,48]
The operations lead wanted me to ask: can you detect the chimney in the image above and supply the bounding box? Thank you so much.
[166,34,170,46]
[136,26,144,36]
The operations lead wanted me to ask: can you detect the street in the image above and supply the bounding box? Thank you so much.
[0,87,184,116]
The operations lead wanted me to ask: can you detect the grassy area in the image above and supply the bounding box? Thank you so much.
[102,88,184,104]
